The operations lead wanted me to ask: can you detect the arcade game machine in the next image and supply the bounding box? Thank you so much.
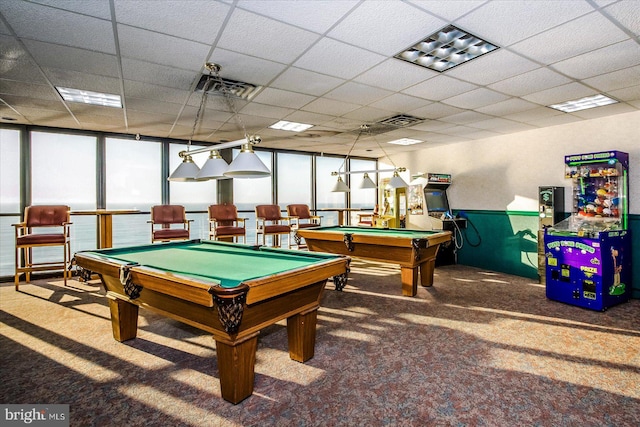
[407,173,466,264]
[544,151,631,311]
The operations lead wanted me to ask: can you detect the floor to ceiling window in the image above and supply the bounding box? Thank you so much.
[0,129,21,276]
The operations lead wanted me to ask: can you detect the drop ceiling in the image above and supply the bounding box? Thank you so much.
[1,0,639,158]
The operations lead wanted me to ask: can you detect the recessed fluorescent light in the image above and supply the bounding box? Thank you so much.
[56,87,122,108]
[387,138,423,146]
[395,25,499,72]
[269,120,313,132]
[548,94,618,113]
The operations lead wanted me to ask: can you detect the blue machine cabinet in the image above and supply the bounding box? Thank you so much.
[544,151,631,311]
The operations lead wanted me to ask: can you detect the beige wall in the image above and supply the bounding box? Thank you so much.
[389,110,640,215]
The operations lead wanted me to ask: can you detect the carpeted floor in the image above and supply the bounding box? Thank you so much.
[1,261,639,426]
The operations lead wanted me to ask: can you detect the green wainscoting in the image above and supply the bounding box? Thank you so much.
[454,210,639,298]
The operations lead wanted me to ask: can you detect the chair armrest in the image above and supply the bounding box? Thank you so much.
[11,222,26,228]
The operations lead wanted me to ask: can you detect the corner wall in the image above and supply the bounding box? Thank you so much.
[389,110,640,297]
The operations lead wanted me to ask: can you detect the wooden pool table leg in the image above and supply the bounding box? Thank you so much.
[420,259,436,287]
[287,307,318,362]
[108,297,139,342]
[215,333,259,404]
[400,267,419,297]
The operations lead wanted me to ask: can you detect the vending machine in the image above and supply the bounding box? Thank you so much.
[544,151,631,311]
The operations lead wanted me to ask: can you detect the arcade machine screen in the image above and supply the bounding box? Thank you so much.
[424,190,450,218]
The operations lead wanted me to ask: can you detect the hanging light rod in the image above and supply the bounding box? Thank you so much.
[331,167,406,176]
[177,135,261,159]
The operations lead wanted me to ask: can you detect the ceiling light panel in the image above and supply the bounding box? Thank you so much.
[548,94,618,113]
[395,25,499,72]
[269,120,313,132]
[387,138,423,146]
[56,87,122,108]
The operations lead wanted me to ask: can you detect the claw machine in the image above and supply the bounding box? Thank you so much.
[544,151,631,311]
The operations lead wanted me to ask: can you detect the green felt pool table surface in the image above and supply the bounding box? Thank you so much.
[81,239,340,288]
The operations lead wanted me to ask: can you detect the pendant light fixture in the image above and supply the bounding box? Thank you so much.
[331,124,409,192]
[168,63,271,181]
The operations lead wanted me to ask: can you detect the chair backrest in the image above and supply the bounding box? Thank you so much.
[151,205,186,224]
[287,204,311,219]
[209,204,240,225]
[255,205,283,221]
[24,205,70,227]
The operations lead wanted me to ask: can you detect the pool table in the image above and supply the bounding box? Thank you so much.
[296,226,452,297]
[73,240,349,404]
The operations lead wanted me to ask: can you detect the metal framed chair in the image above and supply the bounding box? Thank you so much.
[149,205,192,243]
[13,205,72,290]
[255,205,291,247]
[208,204,246,243]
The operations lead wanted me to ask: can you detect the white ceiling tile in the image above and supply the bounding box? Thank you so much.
[324,82,393,105]
[608,84,640,102]
[1,35,30,62]
[43,68,121,94]
[404,75,478,101]
[488,67,572,96]
[125,97,184,116]
[504,106,564,122]
[476,98,539,116]
[407,102,466,119]
[409,120,457,132]
[509,11,629,64]
[121,58,197,90]
[455,0,595,46]
[583,65,640,92]
[552,39,640,79]
[524,113,583,127]
[2,1,116,53]
[282,110,335,125]
[471,117,537,133]
[237,0,360,34]
[603,1,640,36]
[208,48,288,86]
[270,67,344,96]
[445,49,539,86]
[328,0,446,55]
[302,97,361,115]
[251,87,316,109]
[0,80,58,100]
[439,111,494,125]
[369,93,428,112]
[30,0,112,19]
[237,102,296,121]
[355,59,436,92]
[294,38,386,79]
[522,82,597,105]
[342,106,396,122]
[123,80,190,105]
[406,0,487,21]
[22,40,120,78]
[218,9,320,64]
[117,25,209,71]
[442,88,511,109]
[114,0,229,43]
[2,59,48,85]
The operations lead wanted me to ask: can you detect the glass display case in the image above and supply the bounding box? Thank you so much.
[544,151,631,311]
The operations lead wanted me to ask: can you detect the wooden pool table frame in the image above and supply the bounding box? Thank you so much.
[296,226,452,297]
[74,241,349,404]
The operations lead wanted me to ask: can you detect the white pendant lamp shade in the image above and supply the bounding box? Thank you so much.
[223,144,271,179]
[168,154,204,182]
[359,172,377,189]
[197,150,229,180]
[388,171,409,189]
[331,176,350,192]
